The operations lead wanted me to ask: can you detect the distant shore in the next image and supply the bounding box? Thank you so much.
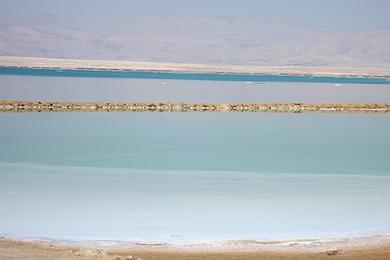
[1,236,390,260]
[1,100,389,113]
[1,56,390,77]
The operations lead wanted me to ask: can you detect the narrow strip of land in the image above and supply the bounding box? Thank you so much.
[1,56,390,77]
[1,100,389,113]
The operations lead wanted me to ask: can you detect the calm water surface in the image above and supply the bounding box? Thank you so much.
[1,75,390,103]
[1,67,390,84]
[0,113,389,242]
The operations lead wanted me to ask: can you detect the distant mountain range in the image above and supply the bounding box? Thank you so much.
[1,15,389,68]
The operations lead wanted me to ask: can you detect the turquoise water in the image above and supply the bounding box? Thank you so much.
[0,67,389,243]
[0,113,390,242]
[1,67,390,84]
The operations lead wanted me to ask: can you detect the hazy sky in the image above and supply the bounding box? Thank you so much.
[1,0,390,30]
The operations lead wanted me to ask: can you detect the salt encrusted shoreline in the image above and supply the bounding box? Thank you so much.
[21,235,390,252]
[0,100,389,113]
[1,56,390,77]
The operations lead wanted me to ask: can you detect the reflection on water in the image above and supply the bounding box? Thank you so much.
[1,75,390,102]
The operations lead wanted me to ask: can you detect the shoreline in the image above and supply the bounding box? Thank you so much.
[1,56,390,78]
[1,100,389,113]
[1,235,390,260]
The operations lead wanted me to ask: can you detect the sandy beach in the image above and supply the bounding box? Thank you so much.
[1,56,390,77]
[1,236,390,260]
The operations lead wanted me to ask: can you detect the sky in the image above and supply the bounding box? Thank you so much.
[1,0,390,30]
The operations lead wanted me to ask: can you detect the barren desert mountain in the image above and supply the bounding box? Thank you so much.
[1,15,390,68]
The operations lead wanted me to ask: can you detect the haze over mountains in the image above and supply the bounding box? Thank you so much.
[1,15,390,68]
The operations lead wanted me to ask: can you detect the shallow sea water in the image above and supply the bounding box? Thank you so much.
[1,75,390,103]
[1,69,389,244]
[0,113,389,243]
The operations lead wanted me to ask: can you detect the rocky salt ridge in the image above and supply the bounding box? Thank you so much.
[0,100,389,113]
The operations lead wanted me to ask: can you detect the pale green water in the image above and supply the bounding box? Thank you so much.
[0,113,389,242]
